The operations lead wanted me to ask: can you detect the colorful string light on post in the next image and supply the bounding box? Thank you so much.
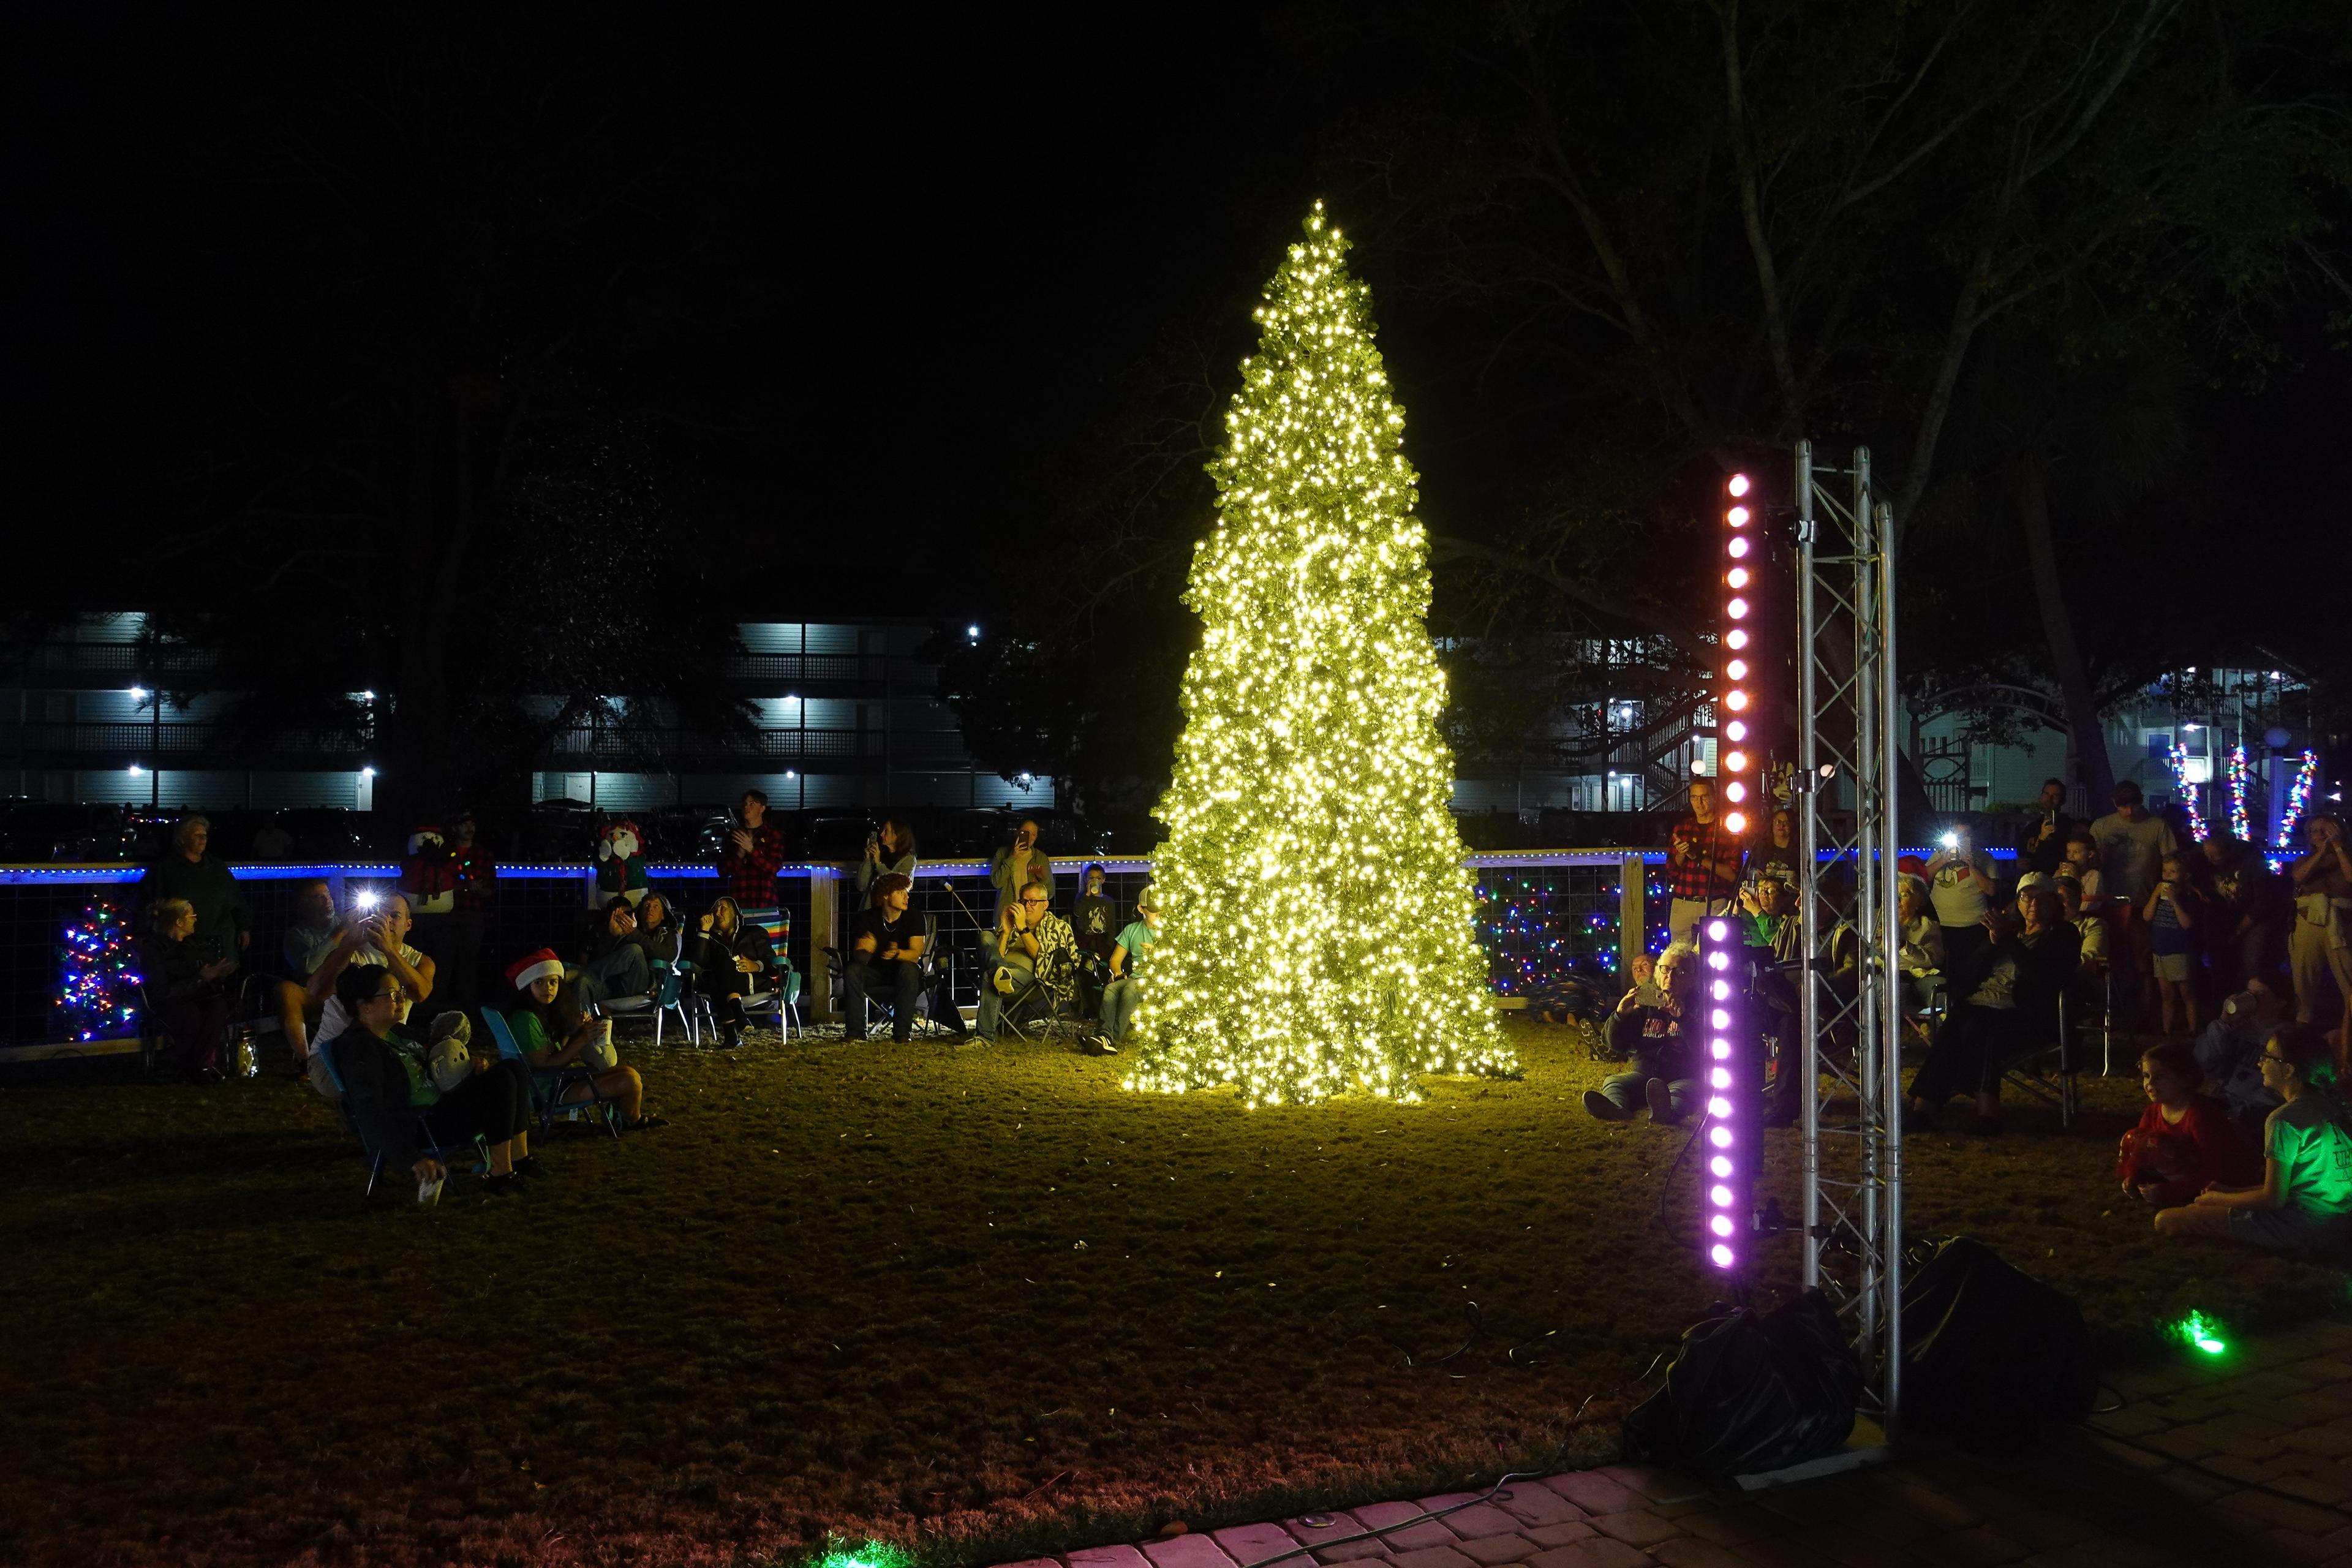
[55,898,142,1041]
[2271,750,2319,870]
[1705,469,1755,1273]
[2167,742,2207,842]
[2226,745,2252,843]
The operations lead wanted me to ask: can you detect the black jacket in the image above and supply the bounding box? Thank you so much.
[1604,1003,1692,1081]
[323,1027,422,1169]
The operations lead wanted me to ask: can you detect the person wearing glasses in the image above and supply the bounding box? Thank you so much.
[976,880,1076,1042]
[317,963,532,1195]
[2153,1024,2352,1250]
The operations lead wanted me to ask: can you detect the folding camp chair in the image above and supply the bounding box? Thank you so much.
[826,913,949,1038]
[480,1008,623,1139]
[729,907,799,1039]
[593,958,698,1046]
[314,1036,488,1197]
[1998,991,2081,1129]
[135,973,274,1082]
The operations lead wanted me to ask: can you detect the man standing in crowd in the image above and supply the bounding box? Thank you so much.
[1665,778,1743,946]
[853,816,919,902]
[138,815,251,967]
[2018,777,2075,877]
[2288,813,2352,1028]
[718,789,787,909]
[444,809,496,1011]
[2092,780,2179,1018]
[990,817,1054,918]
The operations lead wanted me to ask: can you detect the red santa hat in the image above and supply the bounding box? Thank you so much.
[505,949,564,991]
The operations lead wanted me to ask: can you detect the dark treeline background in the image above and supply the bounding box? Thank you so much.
[6,2,2350,823]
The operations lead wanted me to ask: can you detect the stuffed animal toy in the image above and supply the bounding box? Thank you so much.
[426,1011,473,1092]
[593,819,650,907]
[401,824,458,916]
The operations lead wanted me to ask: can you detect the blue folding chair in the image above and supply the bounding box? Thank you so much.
[594,958,699,1046]
[481,1008,623,1139]
[315,1036,488,1196]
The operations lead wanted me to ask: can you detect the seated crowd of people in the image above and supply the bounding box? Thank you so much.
[1582,775,2352,1257]
[130,797,1166,1191]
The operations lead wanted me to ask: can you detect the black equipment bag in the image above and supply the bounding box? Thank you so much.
[1899,1236,2097,1453]
[1621,1289,1860,1480]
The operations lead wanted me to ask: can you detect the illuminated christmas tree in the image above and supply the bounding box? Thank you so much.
[56,897,143,1041]
[1125,203,1515,1104]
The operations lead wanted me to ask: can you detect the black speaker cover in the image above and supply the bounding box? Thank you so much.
[1621,1288,1861,1480]
[1900,1235,2098,1453]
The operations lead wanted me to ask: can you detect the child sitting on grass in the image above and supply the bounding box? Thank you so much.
[2154,1025,2352,1253]
[2118,1041,2259,1208]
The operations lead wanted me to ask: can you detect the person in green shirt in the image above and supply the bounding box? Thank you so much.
[503,951,666,1130]
[2155,1023,2352,1250]
[1089,889,1161,1050]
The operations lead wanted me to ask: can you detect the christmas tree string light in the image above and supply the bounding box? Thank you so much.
[56,898,142,1041]
[2167,742,2207,842]
[1124,203,1515,1105]
[2227,745,2252,842]
[2271,750,2318,870]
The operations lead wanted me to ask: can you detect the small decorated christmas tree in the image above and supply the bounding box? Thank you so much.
[57,897,143,1041]
[1125,203,1514,1105]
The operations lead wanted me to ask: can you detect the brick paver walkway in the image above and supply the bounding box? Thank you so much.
[998,1320,2352,1568]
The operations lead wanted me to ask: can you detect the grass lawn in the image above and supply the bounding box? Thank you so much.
[2,1017,2344,1568]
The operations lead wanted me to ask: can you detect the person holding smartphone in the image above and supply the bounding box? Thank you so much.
[1924,821,2000,981]
[989,818,1054,919]
[305,893,435,1099]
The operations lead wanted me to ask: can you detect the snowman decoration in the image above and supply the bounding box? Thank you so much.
[592,819,650,908]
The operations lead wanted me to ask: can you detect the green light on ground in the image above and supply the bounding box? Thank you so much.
[2173,1310,2226,1356]
[815,1539,909,1568]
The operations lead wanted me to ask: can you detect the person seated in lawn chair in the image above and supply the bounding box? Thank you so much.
[627,889,684,968]
[1084,886,1161,1053]
[686,895,776,1050]
[504,949,667,1129]
[319,963,536,1194]
[141,896,238,1083]
[1903,882,2079,1136]
[845,872,935,1042]
[576,895,655,1009]
[975,876,1078,1042]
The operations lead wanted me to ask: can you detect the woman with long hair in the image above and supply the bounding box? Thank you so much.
[503,950,665,1129]
[687,895,776,1050]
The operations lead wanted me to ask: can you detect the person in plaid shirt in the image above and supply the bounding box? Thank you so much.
[716,789,787,908]
[1667,778,1746,945]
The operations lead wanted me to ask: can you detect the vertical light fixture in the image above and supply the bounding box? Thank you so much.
[1706,471,1755,1272]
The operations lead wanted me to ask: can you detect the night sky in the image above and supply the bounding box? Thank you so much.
[3,7,1334,613]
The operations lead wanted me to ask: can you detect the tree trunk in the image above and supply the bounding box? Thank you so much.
[2016,461,2112,808]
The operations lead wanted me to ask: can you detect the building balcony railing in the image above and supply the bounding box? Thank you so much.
[0,722,368,756]
[0,720,979,771]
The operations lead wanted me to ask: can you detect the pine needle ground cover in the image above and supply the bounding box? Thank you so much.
[2,1022,2341,1567]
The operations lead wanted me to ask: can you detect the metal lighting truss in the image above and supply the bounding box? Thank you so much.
[1792,440,1905,1437]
